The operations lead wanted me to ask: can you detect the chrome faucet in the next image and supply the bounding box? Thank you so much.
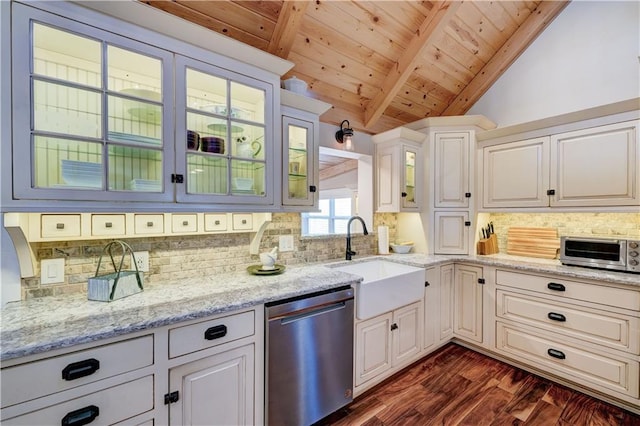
[346,216,369,260]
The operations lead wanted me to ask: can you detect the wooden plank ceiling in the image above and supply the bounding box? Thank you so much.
[143,0,569,134]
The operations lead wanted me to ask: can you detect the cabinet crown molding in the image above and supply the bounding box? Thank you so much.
[404,115,496,133]
[371,127,426,144]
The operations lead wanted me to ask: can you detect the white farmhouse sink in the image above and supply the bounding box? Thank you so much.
[332,260,424,320]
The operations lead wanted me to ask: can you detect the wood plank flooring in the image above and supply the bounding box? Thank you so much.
[317,343,640,426]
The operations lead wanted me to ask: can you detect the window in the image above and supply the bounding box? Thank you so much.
[302,196,352,235]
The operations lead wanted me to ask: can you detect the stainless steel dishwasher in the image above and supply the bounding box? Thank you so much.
[266,286,354,426]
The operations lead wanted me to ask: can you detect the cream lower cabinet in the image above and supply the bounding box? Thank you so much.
[494,268,640,408]
[453,264,483,343]
[355,301,422,394]
[0,307,263,426]
[168,345,254,425]
[438,264,455,341]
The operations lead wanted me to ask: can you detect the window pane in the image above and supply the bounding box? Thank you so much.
[309,199,330,216]
[34,137,103,189]
[334,198,352,216]
[34,80,101,138]
[308,218,329,235]
[108,145,162,191]
[108,45,162,95]
[230,81,265,124]
[334,219,348,234]
[33,23,101,87]
[108,94,162,144]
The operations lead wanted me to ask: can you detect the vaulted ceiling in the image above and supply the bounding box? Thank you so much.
[143,1,569,134]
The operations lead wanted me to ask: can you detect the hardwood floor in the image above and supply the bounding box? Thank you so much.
[318,343,640,426]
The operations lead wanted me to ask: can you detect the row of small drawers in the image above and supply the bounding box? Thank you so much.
[1,309,255,416]
[40,212,254,239]
[495,269,640,400]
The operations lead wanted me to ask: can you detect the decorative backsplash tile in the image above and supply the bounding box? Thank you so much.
[23,213,397,300]
[486,212,640,253]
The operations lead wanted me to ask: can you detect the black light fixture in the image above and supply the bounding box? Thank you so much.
[335,119,354,150]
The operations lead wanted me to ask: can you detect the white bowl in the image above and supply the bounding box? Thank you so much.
[390,244,413,254]
[233,177,254,190]
[282,76,308,94]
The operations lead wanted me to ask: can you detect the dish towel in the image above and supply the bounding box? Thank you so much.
[378,226,389,254]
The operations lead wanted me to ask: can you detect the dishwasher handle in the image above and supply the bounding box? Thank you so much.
[266,286,353,319]
[278,301,347,325]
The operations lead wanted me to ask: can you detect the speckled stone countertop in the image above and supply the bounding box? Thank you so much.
[1,254,638,361]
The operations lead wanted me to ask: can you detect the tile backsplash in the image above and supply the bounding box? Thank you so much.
[486,212,640,253]
[23,213,398,300]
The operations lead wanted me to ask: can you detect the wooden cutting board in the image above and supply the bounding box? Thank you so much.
[507,227,560,259]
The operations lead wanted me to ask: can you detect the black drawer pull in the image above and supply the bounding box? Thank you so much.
[547,282,566,292]
[56,223,65,229]
[547,348,566,360]
[147,221,154,227]
[390,323,398,331]
[62,358,100,381]
[61,405,99,426]
[105,222,112,228]
[182,220,189,226]
[204,325,228,340]
[215,220,220,225]
[548,312,567,322]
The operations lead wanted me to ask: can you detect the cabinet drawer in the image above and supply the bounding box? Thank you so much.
[169,310,255,358]
[41,214,81,238]
[2,375,153,425]
[232,213,253,231]
[134,214,164,234]
[496,322,639,398]
[497,290,639,354]
[495,270,640,311]
[91,214,126,236]
[1,335,153,408]
[171,214,197,233]
[204,214,228,232]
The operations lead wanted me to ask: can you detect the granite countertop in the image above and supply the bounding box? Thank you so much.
[1,254,638,362]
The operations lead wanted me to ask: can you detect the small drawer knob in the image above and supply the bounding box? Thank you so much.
[56,223,65,229]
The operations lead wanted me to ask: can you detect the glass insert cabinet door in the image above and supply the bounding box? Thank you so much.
[11,5,174,202]
[283,116,315,206]
[174,56,272,204]
[402,146,419,209]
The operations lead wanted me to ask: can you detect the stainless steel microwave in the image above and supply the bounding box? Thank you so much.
[560,237,640,273]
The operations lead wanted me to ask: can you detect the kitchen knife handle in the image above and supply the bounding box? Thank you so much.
[547,282,566,292]
[204,324,228,340]
[62,358,100,381]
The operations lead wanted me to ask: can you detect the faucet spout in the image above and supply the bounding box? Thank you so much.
[346,216,369,260]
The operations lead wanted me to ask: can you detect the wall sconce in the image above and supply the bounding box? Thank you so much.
[335,119,354,151]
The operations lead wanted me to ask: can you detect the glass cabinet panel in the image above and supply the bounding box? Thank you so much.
[283,116,314,206]
[20,17,172,198]
[178,61,269,201]
[404,150,416,205]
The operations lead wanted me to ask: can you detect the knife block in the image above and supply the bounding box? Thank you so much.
[477,234,499,255]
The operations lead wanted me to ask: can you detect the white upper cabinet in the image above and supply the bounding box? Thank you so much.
[483,137,550,208]
[481,120,639,209]
[373,127,425,212]
[434,132,470,208]
[550,122,638,207]
[6,2,282,211]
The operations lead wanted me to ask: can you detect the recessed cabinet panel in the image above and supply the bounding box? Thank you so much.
[453,264,483,343]
[434,212,469,254]
[483,138,550,208]
[41,214,81,238]
[550,122,639,207]
[91,214,126,236]
[204,214,228,232]
[172,214,197,233]
[232,214,253,230]
[434,132,469,208]
[134,214,164,234]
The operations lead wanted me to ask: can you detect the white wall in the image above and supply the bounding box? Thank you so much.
[468,1,640,126]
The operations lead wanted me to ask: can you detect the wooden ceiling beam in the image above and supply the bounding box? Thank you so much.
[363,1,462,128]
[443,0,570,116]
[319,159,358,181]
[267,1,310,58]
